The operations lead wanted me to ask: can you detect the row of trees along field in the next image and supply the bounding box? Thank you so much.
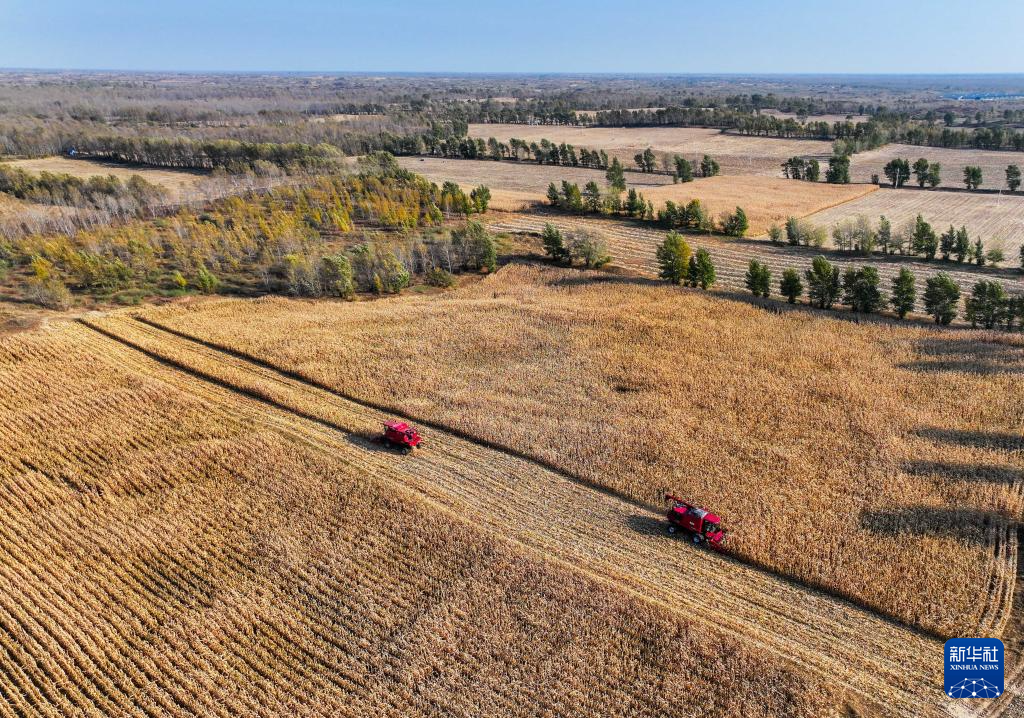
[8,156,495,308]
[545,179,748,237]
[876,157,1021,191]
[0,164,168,209]
[776,213,1021,270]
[650,229,1024,331]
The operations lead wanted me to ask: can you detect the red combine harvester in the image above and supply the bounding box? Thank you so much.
[664,495,727,550]
[382,420,423,454]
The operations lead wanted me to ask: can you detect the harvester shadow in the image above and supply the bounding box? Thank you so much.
[860,507,1006,544]
[916,427,1024,452]
[343,432,401,455]
[624,514,666,537]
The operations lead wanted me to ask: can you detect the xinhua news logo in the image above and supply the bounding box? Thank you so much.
[945,638,1004,699]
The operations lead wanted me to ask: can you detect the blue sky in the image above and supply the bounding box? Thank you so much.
[2,0,1022,74]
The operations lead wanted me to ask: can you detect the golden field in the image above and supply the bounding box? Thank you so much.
[0,320,845,718]
[143,264,1024,639]
[805,186,1024,258]
[467,123,835,176]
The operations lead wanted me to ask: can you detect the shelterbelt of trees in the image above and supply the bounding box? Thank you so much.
[5,154,496,308]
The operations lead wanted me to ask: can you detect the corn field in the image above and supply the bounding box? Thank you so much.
[142,264,1024,641]
[0,320,845,718]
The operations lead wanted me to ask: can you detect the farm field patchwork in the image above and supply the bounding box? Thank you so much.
[0,319,846,718]
[467,123,835,176]
[1,156,208,200]
[805,186,1024,257]
[141,264,1024,639]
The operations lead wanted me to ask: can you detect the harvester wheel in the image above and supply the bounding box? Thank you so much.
[402,446,411,456]
[692,534,703,545]
[667,525,676,534]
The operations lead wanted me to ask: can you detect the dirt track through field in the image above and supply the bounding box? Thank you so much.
[78,314,966,718]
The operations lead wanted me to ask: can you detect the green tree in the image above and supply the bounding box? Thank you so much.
[939,225,956,261]
[721,207,749,237]
[826,155,851,184]
[569,230,611,269]
[634,147,656,173]
[883,158,911,188]
[688,248,716,289]
[656,231,691,285]
[805,255,841,309]
[841,266,883,313]
[926,163,942,188]
[877,215,892,254]
[541,223,570,263]
[470,185,491,213]
[963,165,983,190]
[911,215,938,259]
[319,254,354,299]
[974,238,985,266]
[745,259,771,297]
[805,159,821,182]
[606,157,626,191]
[583,181,602,212]
[780,268,804,303]
[452,220,497,273]
[546,182,561,206]
[768,224,783,245]
[965,280,1007,329]
[699,155,720,178]
[923,273,961,325]
[890,267,916,319]
[954,226,971,263]
[561,180,584,212]
[912,158,930,188]
[673,155,693,183]
[1007,164,1022,192]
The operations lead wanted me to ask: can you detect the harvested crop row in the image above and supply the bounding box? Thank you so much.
[141,265,1024,642]
[0,321,840,718]
[82,313,952,716]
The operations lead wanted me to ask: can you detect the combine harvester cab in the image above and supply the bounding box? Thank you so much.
[664,494,727,551]
[382,420,423,455]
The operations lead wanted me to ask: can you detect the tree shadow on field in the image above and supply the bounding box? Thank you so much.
[899,337,1024,376]
[902,460,1024,488]
[860,507,1006,544]
[916,427,1024,452]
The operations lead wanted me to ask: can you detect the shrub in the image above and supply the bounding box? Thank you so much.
[425,267,457,288]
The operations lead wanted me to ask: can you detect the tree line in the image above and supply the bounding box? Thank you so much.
[545,178,747,237]
[0,165,167,210]
[651,229,1024,331]
[878,157,1021,191]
